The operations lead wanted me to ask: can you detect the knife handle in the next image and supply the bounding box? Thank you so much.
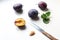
[42,31,58,40]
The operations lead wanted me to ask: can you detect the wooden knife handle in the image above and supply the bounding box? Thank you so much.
[42,31,58,40]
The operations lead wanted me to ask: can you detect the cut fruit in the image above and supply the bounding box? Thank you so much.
[15,18,25,27]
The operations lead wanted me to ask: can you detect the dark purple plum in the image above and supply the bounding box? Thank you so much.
[13,3,23,12]
[28,9,38,19]
[38,1,47,10]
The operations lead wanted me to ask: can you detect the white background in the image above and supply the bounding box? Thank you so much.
[0,0,60,40]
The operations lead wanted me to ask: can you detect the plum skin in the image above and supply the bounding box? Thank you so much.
[13,3,23,12]
[38,1,47,10]
[28,9,38,19]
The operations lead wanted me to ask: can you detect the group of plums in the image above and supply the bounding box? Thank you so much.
[13,1,47,19]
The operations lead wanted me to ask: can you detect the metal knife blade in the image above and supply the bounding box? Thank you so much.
[30,22,58,40]
[30,22,44,32]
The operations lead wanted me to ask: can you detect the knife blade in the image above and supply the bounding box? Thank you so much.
[30,22,58,40]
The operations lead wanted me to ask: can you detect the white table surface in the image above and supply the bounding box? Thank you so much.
[0,0,60,40]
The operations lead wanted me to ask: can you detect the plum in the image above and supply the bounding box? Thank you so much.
[13,3,23,12]
[28,9,38,19]
[38,1,47,10]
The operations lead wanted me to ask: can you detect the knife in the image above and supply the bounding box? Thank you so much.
[30,22,58,40]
